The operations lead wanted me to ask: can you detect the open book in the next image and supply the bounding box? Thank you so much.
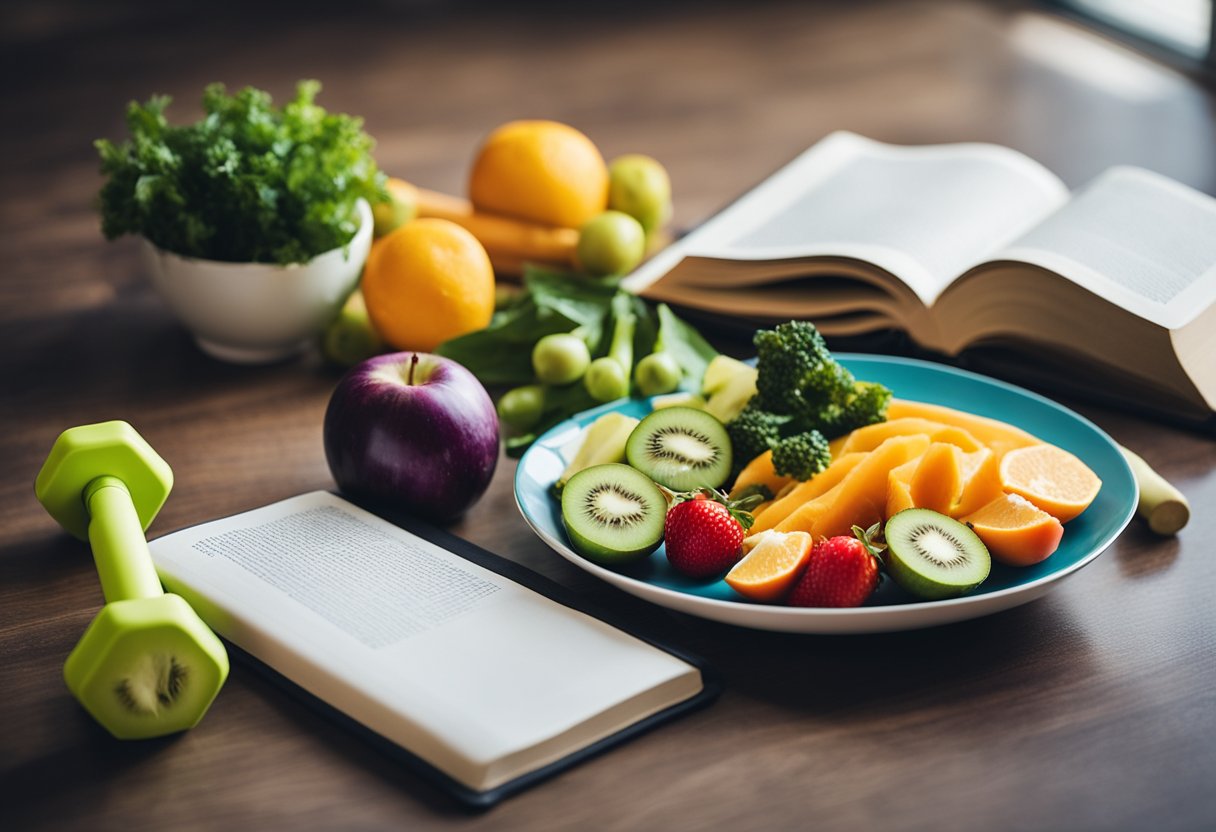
[148,492,708,804]
[624,132,1216,424]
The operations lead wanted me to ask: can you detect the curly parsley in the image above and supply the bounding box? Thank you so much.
[96,80,385,264]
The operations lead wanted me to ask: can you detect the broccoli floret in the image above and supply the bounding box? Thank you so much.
[753,321,835,412]
[817,381,893,439]
[725,320,890,482]
[726,403,790,472]
[771,430,832,481]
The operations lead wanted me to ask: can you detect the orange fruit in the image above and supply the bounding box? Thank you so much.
[962,493,1064,566]
[725,531,813,602]
[361,218,494,352]
[999,444,1102,523]
[469,120,609,228]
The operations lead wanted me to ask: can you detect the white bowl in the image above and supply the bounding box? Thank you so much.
[142,198,374,364]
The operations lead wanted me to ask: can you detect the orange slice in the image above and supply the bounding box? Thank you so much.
[962,493,1064,566]
[999,444,1102,522]
[725,531,813,602]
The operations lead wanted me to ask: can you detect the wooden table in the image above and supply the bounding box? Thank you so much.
[3,1,1214,828]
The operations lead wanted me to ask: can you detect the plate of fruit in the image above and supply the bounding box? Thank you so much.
[514,324,1137,633]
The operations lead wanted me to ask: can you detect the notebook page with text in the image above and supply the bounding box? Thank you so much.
[989,167,1216,330]
[623,132,1068,305]
[148,491,701,791]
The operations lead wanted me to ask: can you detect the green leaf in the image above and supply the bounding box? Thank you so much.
[436,303,582,386]
[656,303,718,391]
[525,268,617,328]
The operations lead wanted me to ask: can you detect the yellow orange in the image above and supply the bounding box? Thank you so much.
[999,444,1102,523]
[962,493,1064,566]
[469,120,608,228]
[361,218,495,352]
[725,531,813,602]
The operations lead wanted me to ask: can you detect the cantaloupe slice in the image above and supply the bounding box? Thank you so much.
[887,399,1041,456]
[909,442,964,515]
[835,417,985,456]
[730,449,794,501]
[776,434,931,537]
[885,457,920,517]
[950,447,1004,519]
[750,452,868,534]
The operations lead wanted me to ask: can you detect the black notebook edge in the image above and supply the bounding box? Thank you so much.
[173,491,722,812]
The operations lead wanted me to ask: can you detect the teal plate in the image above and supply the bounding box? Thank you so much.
[515,355,1138,633]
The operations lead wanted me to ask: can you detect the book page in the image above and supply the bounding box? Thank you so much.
[149,492,700,791]
[987,167,1216,330]
[623,131,1068,305]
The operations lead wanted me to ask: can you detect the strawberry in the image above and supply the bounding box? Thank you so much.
[787,524,885,607]
[664,489,760,579]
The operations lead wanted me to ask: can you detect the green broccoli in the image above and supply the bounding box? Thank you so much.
[817,380,894,438]
[726,404,791,471]
[771,431,832,481]
[726,320,890,481]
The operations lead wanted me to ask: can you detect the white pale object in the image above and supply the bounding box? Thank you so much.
[142,198,373,364]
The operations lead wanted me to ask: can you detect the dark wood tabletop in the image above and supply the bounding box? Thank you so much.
[3,1,1215,829]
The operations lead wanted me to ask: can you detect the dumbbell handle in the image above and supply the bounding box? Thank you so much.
[83,476,163,603]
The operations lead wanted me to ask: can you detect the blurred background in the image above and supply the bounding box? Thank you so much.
[2,0,1213,343]
[3,0,1212,225]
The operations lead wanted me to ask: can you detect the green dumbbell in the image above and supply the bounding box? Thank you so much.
[35,421,228,740]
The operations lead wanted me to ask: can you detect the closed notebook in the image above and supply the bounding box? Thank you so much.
[147,491,716,807]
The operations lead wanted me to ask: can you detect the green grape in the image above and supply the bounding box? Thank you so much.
[608,154,672,234]
[634,352,682,396]
[584,357,630,402]
[577,211,646,276]
[532,333,591,385]
[497,385,545,430]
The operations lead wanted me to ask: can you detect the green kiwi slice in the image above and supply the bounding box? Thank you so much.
[625,407,732,491]
[884,508,991,600]
[561,463,666,566]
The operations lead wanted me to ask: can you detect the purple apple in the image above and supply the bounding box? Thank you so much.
[323,352,499,522]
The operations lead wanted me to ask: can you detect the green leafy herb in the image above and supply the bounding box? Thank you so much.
[96,80,385,264]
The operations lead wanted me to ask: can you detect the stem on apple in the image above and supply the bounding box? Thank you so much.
[408,352,419,386]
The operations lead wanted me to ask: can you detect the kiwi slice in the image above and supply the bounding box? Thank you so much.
[561,463,666,566]
[884,508,991,600]
[625,407,732,491]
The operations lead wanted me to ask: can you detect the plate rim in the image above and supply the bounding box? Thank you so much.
[513,353,1138,631]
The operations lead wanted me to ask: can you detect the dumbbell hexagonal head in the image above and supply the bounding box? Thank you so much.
[35,421,173,541]
[36,420,228,740]
[64,595,229,740]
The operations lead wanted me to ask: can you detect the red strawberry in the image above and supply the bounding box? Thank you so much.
[787,524,885,607]
[664,490,759,579]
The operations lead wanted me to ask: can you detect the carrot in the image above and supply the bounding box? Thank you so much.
[413,186,579,266]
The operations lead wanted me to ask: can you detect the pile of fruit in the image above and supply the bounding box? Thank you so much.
[552,321,1104,608]
[323,120,674,368]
